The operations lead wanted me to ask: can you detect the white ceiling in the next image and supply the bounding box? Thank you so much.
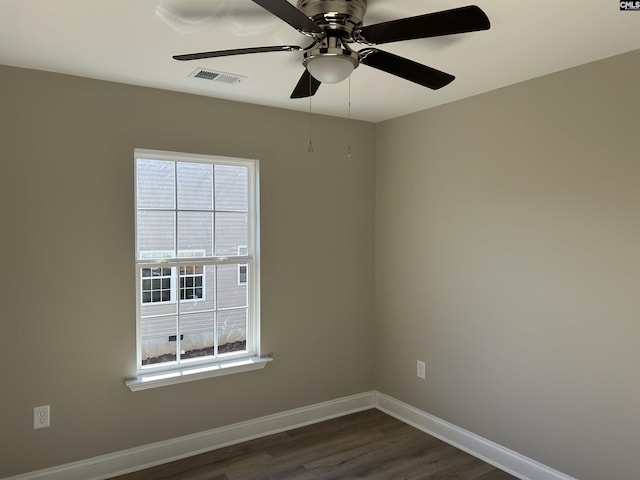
[1,0,640,122]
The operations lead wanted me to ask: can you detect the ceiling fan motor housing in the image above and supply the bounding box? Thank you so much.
[297,0,367,36]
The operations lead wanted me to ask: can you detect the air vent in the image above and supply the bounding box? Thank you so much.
[189,68,247,84]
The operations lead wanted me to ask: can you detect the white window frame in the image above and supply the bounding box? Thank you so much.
[126,149,270,391]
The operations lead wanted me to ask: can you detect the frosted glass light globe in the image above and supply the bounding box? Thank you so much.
[306,56,355,84]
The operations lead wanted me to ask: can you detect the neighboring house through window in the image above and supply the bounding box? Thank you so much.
[134,149,260,373]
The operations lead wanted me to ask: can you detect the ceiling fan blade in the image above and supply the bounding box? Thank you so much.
[290,69,322,99]
[354,5,490,45]
[173,45,302,61]
[359,48,455,90]
[251,0,323,36]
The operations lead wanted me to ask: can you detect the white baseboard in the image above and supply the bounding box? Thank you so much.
[4,391,577,480]
[3,392,375,480]
[373,392,578,480]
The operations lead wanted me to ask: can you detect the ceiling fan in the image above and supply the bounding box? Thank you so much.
[173,0,490,99]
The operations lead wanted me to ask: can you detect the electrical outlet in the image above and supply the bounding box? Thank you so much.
[417,360,426,379]
[33,405,50,429]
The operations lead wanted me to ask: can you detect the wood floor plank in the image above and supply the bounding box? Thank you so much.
[110,409,518,480]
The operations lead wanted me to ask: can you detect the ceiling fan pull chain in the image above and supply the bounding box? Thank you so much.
[347,76,352,158]
[308,74,314,153]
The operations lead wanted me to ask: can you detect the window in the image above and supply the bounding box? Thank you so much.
[179,265,204,301]
[238,265,248,286]
[141,267,172,304]
[133,149,261,379]
[238,246,248,285]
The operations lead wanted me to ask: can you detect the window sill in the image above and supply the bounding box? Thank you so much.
[125,356,272,391]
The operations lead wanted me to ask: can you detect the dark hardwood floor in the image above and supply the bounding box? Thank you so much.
[110,409,518,480]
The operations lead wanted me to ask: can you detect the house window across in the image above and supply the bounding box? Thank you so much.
[141,267,172,304]
[129,149,266,389]
[238,246,248,285]
[180,265,204,300]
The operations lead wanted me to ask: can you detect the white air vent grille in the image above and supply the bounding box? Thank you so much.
[189,68,247,84]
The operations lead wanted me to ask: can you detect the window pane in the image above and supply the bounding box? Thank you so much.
[179,265,215,315]
[177,162,213,210]
[217,308,247,355]
[141,315,177,365]
[179,265,204,301]
[140,302,178,318]
[137,210,175,257]
[217,264,247,309]
[215,165,247,211]
[180,312,215,361]
[215,212,247,256]
[177,211,213,256]
[136,159,175,209]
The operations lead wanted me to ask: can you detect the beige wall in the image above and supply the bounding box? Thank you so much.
[375,49,640,480]
[0,66,375,477]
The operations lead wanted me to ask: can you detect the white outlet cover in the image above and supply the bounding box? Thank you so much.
[33,405,50,429]
[417,360,426,379]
